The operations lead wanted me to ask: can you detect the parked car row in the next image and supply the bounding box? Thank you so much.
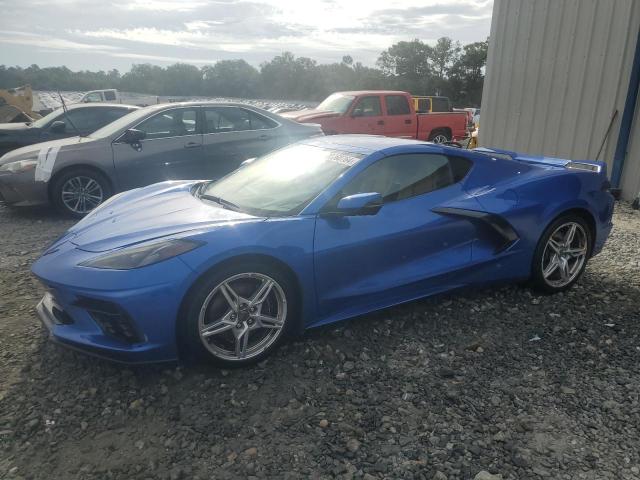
[0,89,614,368]
[0,90,479,218]
[0,102,322,216]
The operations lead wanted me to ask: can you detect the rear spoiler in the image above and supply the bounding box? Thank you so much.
[473,147,607,174]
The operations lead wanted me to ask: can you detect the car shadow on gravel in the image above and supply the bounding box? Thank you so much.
[0,203,68,221]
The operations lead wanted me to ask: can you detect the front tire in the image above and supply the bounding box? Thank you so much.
[51,168,112,217]
[531,214,592,293]
[181,261,297,367]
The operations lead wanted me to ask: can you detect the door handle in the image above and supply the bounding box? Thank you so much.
[184,141,200,149]
[258,134,271,141]
[404,119,412,124]
[377,120,384,125]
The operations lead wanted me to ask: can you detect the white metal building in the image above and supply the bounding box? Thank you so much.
[480,0,640,200]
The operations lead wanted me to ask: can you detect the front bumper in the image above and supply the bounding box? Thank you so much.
[0,170,49,206]
[32,240,197,363]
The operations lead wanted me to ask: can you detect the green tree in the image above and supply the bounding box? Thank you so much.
[160,63,202,96]
[120,64,164,94]
[448,39,489,106]
[201,60,260,97]
[430,37,461,79]
[0,37,489,105]
[260,52,320,99]
[377,39,433,94]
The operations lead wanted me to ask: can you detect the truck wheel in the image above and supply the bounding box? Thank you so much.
[429,130,451,144]
[51,167,112,218]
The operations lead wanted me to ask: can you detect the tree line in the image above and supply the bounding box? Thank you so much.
[0,37,488,107]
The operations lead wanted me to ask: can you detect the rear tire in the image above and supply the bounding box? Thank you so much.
[530,214,592,293]
[180,261,298,367]
[51,167,112,218]
[429,129,451,144]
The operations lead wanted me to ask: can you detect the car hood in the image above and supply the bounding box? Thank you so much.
[63,181,262,252]
[0,122,30,132]
[0,135,97,165]
[280,109,339,122]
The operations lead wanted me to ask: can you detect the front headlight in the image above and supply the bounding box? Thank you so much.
[0,159,38,174]
[79,238,203,270]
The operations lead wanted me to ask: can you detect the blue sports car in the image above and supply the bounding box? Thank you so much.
[32,135,614,366]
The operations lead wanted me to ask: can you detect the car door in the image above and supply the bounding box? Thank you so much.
[200,106,282,180]
[383,95,415,138]
[346,96,385,135]
[313,152,475,320]
[112,106,204,190]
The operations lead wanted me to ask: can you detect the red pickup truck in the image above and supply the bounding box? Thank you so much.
[281,90,469,143]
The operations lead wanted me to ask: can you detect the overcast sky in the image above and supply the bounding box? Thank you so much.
[0,0,493,72]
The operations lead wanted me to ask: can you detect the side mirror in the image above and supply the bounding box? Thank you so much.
[351,110,363,118]
[122,128,146,144]
[49,121,66,133]
[334,192,383,216]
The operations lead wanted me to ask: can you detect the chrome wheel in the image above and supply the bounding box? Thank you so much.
[60,176,104,214]
[430,133,449,144]
[198,273,287,361]
[541,222,588,288]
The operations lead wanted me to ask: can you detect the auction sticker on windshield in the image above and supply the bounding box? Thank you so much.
[327,151,363,167]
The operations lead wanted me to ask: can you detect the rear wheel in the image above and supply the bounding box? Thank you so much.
[181,262,297,367]
[51,168,112,217]
[531,215,592,293]
[429,129,451,144]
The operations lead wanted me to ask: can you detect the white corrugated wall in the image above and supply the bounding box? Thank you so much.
[621,94,640,199]
[480,0,640,200]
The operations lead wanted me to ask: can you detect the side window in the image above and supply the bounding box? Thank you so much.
[83,92,103,103]
[351,96,382,117]
[339,154,471,204]
[431,97,450,112]
[248,110,278,130]
[385,95,411,115]
[64,108,112,132]
[95,108,132,128]
[204,107,249,133]
[136,108,198,139]
[204,107,277,133]
[449,155,473,182]
[416,98,431,113]
[104,91,117,101]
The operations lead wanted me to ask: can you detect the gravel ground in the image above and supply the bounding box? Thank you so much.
[0,202,639,480]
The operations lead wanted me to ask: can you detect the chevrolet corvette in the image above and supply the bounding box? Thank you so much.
[31,135,614,366]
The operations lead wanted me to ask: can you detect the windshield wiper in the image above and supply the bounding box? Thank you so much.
[199,194,242,212]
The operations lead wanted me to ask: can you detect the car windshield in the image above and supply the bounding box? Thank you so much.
[88,107,154,139]
[316,94,355,114]
[200,144,363,216]
[30,108,63,128]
